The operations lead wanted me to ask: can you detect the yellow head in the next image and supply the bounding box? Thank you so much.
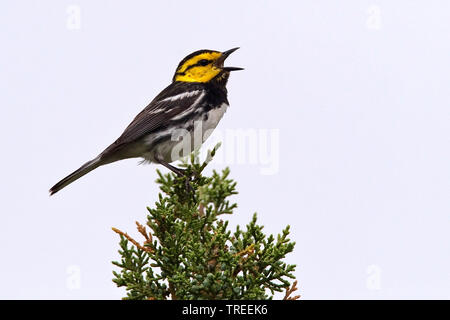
[173,48,243,83]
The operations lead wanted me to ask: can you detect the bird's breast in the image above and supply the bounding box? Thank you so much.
[142,102,228,163]
[201,102,228,138]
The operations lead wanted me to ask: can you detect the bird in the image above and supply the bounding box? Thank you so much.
[49,47,243,195]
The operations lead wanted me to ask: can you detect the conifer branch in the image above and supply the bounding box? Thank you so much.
[283,280,301,300]
[112,144,299,300]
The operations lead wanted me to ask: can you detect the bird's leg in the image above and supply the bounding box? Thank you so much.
[156,159,196,200]
[157,159,186,177]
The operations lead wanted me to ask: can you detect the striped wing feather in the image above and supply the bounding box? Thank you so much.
[101,82,205,157]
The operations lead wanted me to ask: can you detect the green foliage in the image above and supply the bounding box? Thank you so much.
[112,146,297,300]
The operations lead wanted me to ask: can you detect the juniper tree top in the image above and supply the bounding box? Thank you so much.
[112,147,299,300]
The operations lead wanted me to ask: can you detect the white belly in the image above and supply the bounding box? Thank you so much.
[202,103,229,139]
[144,103,228,163]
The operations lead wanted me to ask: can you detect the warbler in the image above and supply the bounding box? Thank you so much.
[49,48,242,195]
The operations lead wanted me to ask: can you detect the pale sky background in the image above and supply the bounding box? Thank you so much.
[0,0,449,299]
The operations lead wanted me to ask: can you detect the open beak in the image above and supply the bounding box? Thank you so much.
[216,47,244,71]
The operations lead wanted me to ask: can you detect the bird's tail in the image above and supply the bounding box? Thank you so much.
[49,156,103,195]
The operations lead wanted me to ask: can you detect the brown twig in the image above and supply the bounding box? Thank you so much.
[198,203,205,217]
[232,244,256,278]
[136,221,152,245]
[169,282,177,300]
[112,227,154,253]
[235,243,255,257]
[283,280,301,300]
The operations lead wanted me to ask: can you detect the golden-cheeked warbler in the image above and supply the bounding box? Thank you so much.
[50,47,242,195]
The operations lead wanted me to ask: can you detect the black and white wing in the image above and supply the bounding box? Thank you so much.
[101,82,206,157]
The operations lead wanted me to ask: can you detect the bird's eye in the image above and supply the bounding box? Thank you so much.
[198,59,210,66]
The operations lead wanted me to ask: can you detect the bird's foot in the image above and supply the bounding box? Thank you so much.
[156,159,197,202]
[179,170,197,202]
